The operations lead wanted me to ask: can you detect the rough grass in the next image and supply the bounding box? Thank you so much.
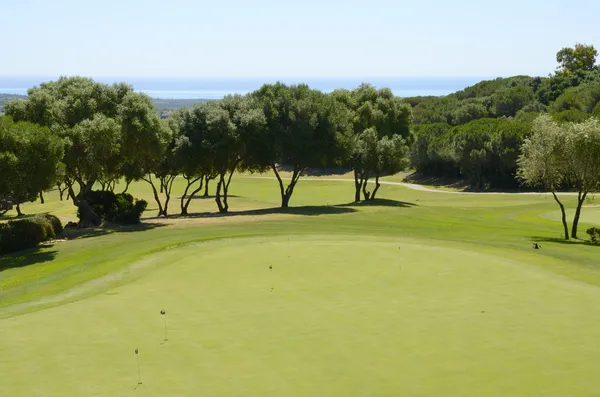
[1,175,600,396]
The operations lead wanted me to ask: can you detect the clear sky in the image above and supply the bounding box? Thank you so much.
[2,0,599,78]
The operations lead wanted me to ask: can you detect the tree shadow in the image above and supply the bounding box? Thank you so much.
[340,199,418,208]
[178,194,241,200]
[403,172,467,189]
[62,222,167,240]
[171,205,357,219]
[530,236,599,248]
[0,248,58,272]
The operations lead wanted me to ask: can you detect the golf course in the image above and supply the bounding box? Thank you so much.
[1,175,600,396]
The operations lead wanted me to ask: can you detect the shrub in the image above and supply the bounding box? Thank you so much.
[587,227,600,243]
[40,214,63,236]
[115,199,148,224]
[0,214,63,255]
[78,191,146,225]
[0,218,46,254]
[33,216,55,240]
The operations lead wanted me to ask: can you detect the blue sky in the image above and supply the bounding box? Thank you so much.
[1,0,599,78]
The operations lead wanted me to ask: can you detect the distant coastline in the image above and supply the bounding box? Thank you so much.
[0,76,492,99]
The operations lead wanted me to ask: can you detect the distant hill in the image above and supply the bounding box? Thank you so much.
[0,93,27,114]
[0,93,211,116]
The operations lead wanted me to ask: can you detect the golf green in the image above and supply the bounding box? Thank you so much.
[2,234,600,396]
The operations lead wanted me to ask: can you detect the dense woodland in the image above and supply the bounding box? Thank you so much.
[1,44,600,242]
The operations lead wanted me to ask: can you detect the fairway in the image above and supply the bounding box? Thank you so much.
[2,177,600,396]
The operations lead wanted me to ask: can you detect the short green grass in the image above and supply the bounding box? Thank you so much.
[1,175,600,396]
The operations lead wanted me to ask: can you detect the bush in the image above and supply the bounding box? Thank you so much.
[0,214,63,255]
[41,214,63,236]
[78,191,146,225]
[115,199,148,224]
[587,227,600,243]
[35,214,63,237]
[0,218,46,254]
[33,216,55,240]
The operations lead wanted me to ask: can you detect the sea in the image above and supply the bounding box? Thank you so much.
[0,76,491,99]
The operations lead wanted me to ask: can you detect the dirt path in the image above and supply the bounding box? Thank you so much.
[243,176,581,196]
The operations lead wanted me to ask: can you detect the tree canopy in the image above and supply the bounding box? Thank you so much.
[0,116,64,215]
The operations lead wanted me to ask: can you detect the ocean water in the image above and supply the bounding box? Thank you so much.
[0,76,490,99]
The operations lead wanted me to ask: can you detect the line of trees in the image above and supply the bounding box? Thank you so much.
[3,78,412,222]
[408,43,600,190]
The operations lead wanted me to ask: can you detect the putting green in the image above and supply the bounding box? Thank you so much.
[2,235,600,396]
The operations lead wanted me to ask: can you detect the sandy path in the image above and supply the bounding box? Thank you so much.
[242,176,582,196]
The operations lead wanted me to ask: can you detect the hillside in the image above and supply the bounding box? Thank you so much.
[0,93,210,116]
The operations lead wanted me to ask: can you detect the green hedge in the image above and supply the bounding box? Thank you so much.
[0,214,63,255]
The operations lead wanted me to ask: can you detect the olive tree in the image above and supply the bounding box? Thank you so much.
[517,115,600,239]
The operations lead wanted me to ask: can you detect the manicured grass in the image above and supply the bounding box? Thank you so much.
[1,175,600,396]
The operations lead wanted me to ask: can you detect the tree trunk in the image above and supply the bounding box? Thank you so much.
[353,169,362,203]
[39,191,45,204]
[57,183,66,201]
[109,180,116,192]
[571,191,588,239]
[215,165,238,213]
[370,175,381,200]
[551,191,569,240]
[362,175,371,201]
[142,175,164,217]
[271,163,304,208]
[160,176,176,217]
[122,179,131,194]
[215,175,226,213]
[180,176,203,216]
[16,203,23,217]
[203,175,211,197]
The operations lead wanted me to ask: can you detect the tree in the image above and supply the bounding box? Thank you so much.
[451,102,489,125]
[171,105,211,215]
[0,116,64,216]
[492,86,534,117]
[517,115,600,239]
[5,77,163,225]
[140,120,177,217]
[334,84,412,202]
[563,118,600,238]
[452,119,531,189]
[362,128,409,200]
[204,100,243,213]
[252,84,343,207]
[556,44,598,75]
[63,114,122,200]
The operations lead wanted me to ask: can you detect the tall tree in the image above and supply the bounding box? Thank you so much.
[517,115,569,238]
[204,100,243,213]
[563,118,600,238]
[171,106,211,216]
[253,84,348,207]
[518,115,600,239]
[0,116,64,216]
[333,84,412,202]
[556,44,598,75]
[139,120,177,217]
[5,77,164,224]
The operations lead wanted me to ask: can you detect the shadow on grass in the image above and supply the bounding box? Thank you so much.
[0,248,58,272]
[62,222,167,240]
[340,198,418,208]
[179,194,241,200]
[403,172,467,189]
[167,205,358,219]
[277,165,350,176]
[530,236,599,248]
